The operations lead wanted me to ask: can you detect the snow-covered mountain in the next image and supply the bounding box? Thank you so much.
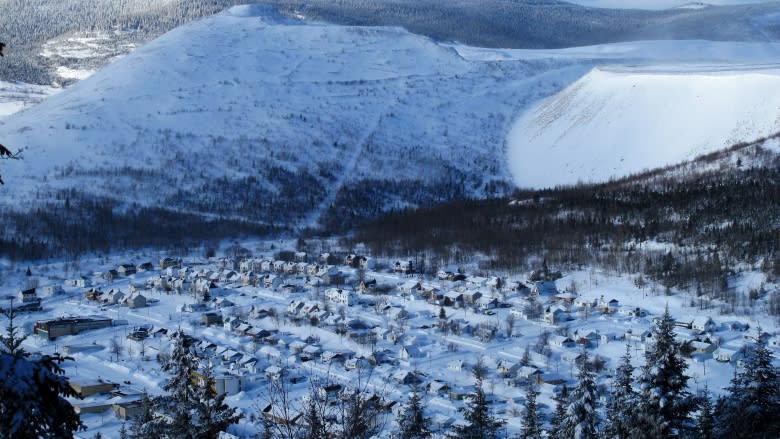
[2,5,780,252]
[507,64,780,188]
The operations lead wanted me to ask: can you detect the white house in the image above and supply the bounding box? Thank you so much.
[324,288,356,306]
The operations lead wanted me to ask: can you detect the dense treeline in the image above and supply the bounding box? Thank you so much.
[0,192,280,260]
[266,0,780,49]
[0,0,264,84]
[351,149,780,291]
[5,0,780,84]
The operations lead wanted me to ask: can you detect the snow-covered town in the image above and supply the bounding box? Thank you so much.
[1,238,777,438]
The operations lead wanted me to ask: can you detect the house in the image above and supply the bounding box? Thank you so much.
[322,270,345,286]
[598,297,620,313]
[549,335,575,348]
[543,307,568,325]
[427,380,451,396]
[399,281,422,297]
[324,288,356,306]
[287,300,305,315]
[127,294,147,309]
[41,284,64,296]
[466,276,487,288]
[105,290,125,305]
[496,360,520,377]
[112,400,145,420]
[443,291,463,307]
[160,257,180,269]
[345,357,370,370]
[475,296,498,310]
[103,269,119,281]
[263,275,283,289]
[117,264,137,276]
[531,281,558,297]
[713,347,743,363]
[273,261,286,272]
[690,341,716,356]
[447,359,464,372]
[392,370,423,386]
[66,276,91,288]
[18,288,38,303]
[399,344,424,360]
[358,279,378,295]
[692,316,716,334]
[517,366,543,383]
[462,290,483,305]
[394,260,414,274]
[359,257,375,270]
[138,262,154,272]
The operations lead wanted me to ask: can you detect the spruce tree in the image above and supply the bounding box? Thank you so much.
[520,385,541,439]
[192,364,242,439]
[450,360,505,439]
[559,351,600,439]
[547,384,568,438]
[696,389,714,439]
[398,383,431,439]
[604,344,636,439]
[634,307,694,438]
[161,331,198,437]
[301,387,330,439]
[714,330,780,439]
[160,331,240,439]
[130,393,163,439]
[0,302,84,438]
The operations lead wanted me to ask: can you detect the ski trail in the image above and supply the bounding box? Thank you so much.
[296,79,402,232]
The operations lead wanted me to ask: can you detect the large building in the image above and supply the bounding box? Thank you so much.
[34,317,112,340]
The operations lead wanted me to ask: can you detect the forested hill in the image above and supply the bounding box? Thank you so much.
[266,0,780,49]
[351,134,780,301]
[4,0,780,85]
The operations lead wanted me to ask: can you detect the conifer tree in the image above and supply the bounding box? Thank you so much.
[696,389,714,439]
[450,360,505,439]
[0,301,84,438]
[161,331,198,437]
[398,383,431,439]
[634,307,694,438]
[520,385,541,439]
[604,344,635,439]
[160,331,240,439]
[192,364,242,439]
[130,393,163,439]
[714,329,780,439]
[547,384,568,438]
[559,351,600,439]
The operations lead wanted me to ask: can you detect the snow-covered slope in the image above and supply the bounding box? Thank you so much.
[3,4,780,246]
[507,65,780,188]
[0,4,588,233]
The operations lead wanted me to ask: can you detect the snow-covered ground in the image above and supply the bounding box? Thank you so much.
[1,7,779,214]
[1,242,777,438]
[506,65,780,188]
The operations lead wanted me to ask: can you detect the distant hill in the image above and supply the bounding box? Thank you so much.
[2,5,780,259]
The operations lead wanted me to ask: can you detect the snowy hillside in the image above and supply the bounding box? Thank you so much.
[507,64,780,188]
[0,4,590,237]
[3,5,780,254]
